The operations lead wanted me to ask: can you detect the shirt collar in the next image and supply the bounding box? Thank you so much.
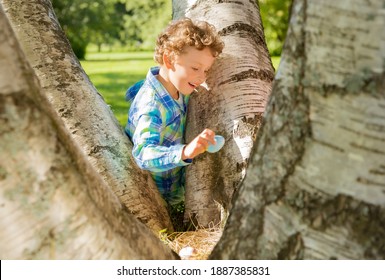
[147,66,189,114]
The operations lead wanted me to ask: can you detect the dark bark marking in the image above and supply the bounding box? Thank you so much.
[217,0,258,9]
[356,177,385,187]
[218,0,243,4]
[218,22,268,49]
[58,108,73,118]
[340,125,385,143]
[312,138,345,152]
[369,165,385,176]
[277,232,304,259]
[219,68,275,86]
[350,142,385,155]
[0,165,8,181]
[366,122,385,133]
[233,114,263,140]
[88,145,117,156]
[285,186,385,258]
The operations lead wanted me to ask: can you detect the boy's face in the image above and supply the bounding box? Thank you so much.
[168,46,216,95]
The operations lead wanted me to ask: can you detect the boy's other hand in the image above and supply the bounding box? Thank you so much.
[182,129,216,160]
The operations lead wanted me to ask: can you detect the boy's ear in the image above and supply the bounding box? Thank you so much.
[163,53,174,69]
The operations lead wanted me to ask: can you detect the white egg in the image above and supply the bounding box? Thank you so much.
[179,246,197,259]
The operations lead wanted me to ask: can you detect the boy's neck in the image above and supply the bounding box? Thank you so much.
[157,66,179,100]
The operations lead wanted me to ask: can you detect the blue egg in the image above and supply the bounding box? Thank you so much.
[207,135,225,153]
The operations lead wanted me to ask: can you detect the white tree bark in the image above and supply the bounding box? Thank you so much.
[211,0,385,259]
[1,0,173,233]
[173,0,274,227]
[0,8,176,259]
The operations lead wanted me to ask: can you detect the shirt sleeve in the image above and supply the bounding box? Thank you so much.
[131,107,191,173]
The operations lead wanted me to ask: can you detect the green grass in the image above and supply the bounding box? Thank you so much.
[81,51,154,126]
[271,56,281,71]
[81,52,280,127]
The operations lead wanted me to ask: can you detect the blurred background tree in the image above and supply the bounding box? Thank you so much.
[51,0,123,59]
[51,0,289,59]
[120,0,172,50]
[52,0,290,59]
[51,0,171,59]
[259,0,292,56]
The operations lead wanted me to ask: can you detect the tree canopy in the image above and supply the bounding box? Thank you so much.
[51,0,289,58]
[259,0,291,56]
[51,0,171,58]
[120,0,172,50]
[51,0,122,59]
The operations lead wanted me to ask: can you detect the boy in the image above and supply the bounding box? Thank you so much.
[125,18,224,213]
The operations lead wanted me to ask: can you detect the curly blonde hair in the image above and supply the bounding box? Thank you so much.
[154,18,224,64]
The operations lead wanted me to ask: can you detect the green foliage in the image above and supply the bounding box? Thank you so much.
[120,0,172,50]
[52,0,288,58]
[259,0,292,56]
[52,0,171,57]
[52,0,123,59]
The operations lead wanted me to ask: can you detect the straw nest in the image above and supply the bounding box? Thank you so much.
[160,223,223,260]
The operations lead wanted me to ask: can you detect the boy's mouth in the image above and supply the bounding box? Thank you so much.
[188,82,197,89]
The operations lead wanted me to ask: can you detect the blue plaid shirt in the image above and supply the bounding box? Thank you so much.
[125,66,192,205]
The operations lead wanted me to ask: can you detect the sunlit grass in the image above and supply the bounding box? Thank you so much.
[80,51,154,126]
[271,56,281,71]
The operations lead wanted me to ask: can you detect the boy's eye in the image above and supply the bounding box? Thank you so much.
[192,67,199,71]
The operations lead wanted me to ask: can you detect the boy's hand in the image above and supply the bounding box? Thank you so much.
[182,129,216,160]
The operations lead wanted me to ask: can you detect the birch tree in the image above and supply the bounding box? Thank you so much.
[173,0,274,227]
[1,0,384,260]
[1,0,173,233]
[0,7,176,259]
[211,0,385,259]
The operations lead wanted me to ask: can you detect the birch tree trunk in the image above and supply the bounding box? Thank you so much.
[1,0,173,233]
[0,8,176,259]
[173,0,274,227]
[211,0,385,259]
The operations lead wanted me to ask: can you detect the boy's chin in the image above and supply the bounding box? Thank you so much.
[180,90,194,95]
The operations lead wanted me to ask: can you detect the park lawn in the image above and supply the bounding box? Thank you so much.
[81,51,154,126]
[81,52,280,127]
